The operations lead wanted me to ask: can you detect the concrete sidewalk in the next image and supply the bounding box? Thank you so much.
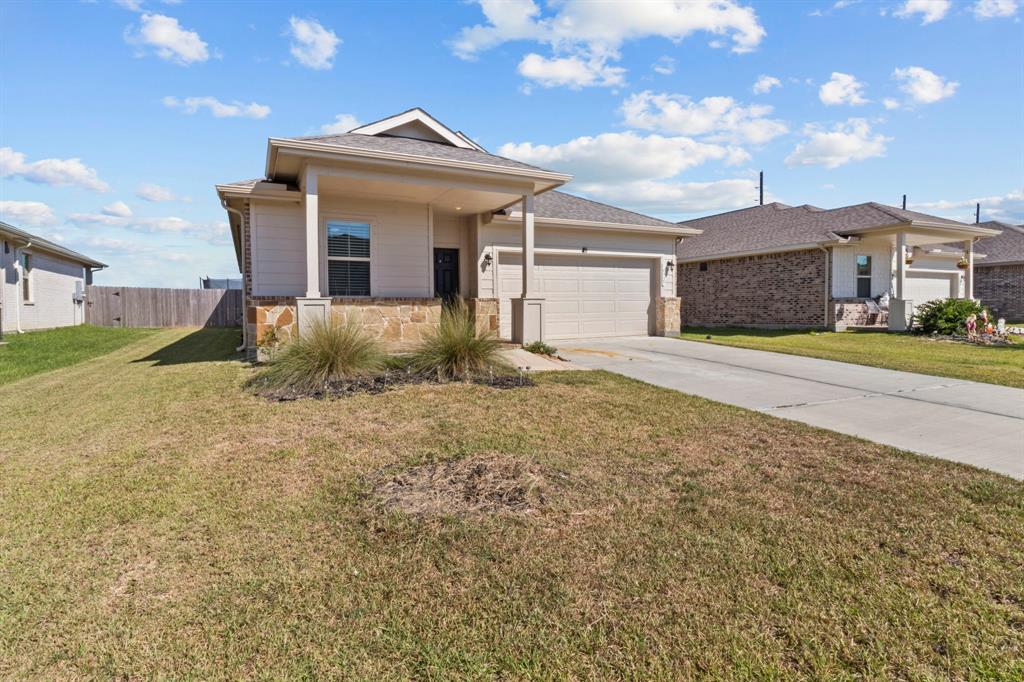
[559,336,1024,479]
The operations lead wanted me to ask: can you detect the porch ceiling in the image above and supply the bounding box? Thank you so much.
[850,224,1001,248]
[316,173,525,214]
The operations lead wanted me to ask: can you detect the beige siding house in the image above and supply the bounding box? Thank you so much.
[0,221,106,334]
[676,202,1001,331]
[217,109,697,354]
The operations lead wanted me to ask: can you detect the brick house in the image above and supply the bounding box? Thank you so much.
[971,221,1024,322]
[675,202,1003,331]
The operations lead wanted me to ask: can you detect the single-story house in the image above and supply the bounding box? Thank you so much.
[971,221,1024,321]
[675,202,1002,331]
[216,108,695,355]
[0,221,106,334]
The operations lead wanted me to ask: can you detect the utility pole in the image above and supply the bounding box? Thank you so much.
[902,194,907,210]
[975,203,980,224]
[758,171,764,206]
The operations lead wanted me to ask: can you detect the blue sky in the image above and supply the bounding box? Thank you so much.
[1,0,1021,287]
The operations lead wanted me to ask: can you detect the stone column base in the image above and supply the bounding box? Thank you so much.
[512,297,545,344]
[654,296,681,336]
[296,297,331,336]
[888,298,914,331]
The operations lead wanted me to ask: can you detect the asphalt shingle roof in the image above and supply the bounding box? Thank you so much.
[0,221,106,268]
[678,202,974,260]
[500,190,678,228]
[972,221,1024,266]
[289,133,552,174]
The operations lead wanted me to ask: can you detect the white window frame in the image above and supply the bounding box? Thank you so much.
[20,251,34,305]
[855,253,872,299]
[320,213,375,298]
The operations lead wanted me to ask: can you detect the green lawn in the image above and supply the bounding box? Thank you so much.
[678,327,1024,388]
[0,325,157,384]
[0,328,1021,678]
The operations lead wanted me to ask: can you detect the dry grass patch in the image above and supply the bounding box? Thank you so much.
[370,453,558,518]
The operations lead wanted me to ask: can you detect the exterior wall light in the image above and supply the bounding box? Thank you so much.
[665,260,674,275]
[483,253,493,269]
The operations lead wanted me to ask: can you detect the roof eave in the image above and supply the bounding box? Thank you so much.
[495,213,697,235]
[677,241,832,263]
[0,223,106,268]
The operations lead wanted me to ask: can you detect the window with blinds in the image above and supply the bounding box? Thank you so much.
[326,221,370,297]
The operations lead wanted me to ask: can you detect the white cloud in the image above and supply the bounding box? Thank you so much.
[575,178,764,215]
[319,113,361,134]
[910,188,1024,224]
[621,91,788,145]
[785,118,890,168]
[972,0,1019,18]
[819,72,869,105]
[135,182,184,202]
[892,66,958,104]
[450,0,765,88]
[69,211,230,245]
[883,97,901,110]
[163,96,271,119]
[517,53,625,88]
[114,0,144,11]
[893,0,951,24]
[833,0,862,8]
[652,56,675,75]
[752,75,781,94]
[499,131,746,185]
[0,147,110,192]
[287,17,340,70]
[127,13,210,65]
[0,200,58,227]
[102,201,133,217]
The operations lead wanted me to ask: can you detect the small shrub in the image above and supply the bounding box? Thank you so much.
[256,326,282,360]
[914,298,985,335]
[410,297,511,380]
[252,318,384,391]
[523,340,557,356]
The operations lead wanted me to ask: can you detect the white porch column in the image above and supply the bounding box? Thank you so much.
[895,231,906,301]
[297,166,330,336]
[511,190,545,343]
[889,231,913,331]
[304,168,320,298]
[963,239,974,300]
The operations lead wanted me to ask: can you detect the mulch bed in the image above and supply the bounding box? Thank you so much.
[920,332,1017,347]
[252,370,535,401]
[369,453,562,518]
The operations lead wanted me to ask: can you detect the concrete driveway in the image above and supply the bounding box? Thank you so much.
[558,336,1024,479]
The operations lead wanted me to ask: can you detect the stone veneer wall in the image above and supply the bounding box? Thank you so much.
[828,299,888,331]
[249,298,443,358]
[975,264,1024,321]
[678,248,829,328]
[654,297,681,336]
[468,298,499,336]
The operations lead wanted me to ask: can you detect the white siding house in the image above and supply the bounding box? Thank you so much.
[0,221,106,333]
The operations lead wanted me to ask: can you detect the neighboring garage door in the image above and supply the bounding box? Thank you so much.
[498,253,653,340]
[905,272,955,305]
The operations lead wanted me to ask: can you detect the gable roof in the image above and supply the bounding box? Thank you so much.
[973,221,1024,266]
[498,190,682,229]
[0,221,106,268]
[677,202,993,260]
[348,107,486,151]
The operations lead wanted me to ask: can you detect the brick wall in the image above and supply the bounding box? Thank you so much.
[975,264,1024,321]
[678,248,828,328]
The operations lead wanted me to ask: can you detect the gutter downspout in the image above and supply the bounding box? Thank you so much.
[221,199,248,353]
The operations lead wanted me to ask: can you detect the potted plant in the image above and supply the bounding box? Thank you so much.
[956,256,969,269]
[905,253,914,265]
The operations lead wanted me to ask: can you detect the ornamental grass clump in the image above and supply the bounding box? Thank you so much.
[410,297,511,380]
[254,318,385,391]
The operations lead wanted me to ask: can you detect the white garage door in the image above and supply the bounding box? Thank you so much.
[905,272,955,304]
[498,253,653,340]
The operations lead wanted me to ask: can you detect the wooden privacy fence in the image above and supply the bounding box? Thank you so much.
[85,286,243,328]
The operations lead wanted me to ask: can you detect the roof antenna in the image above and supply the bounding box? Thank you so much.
[902,194,907,210]
[975,202,980,224]
[758,170,764,206]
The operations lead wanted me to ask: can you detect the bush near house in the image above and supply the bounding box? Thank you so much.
[523,340,558,356]
[914,298,986,335]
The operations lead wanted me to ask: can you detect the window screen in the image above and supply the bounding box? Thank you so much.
[326,221,370,296]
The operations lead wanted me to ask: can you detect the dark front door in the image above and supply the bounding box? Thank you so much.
[434,248,459,299]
